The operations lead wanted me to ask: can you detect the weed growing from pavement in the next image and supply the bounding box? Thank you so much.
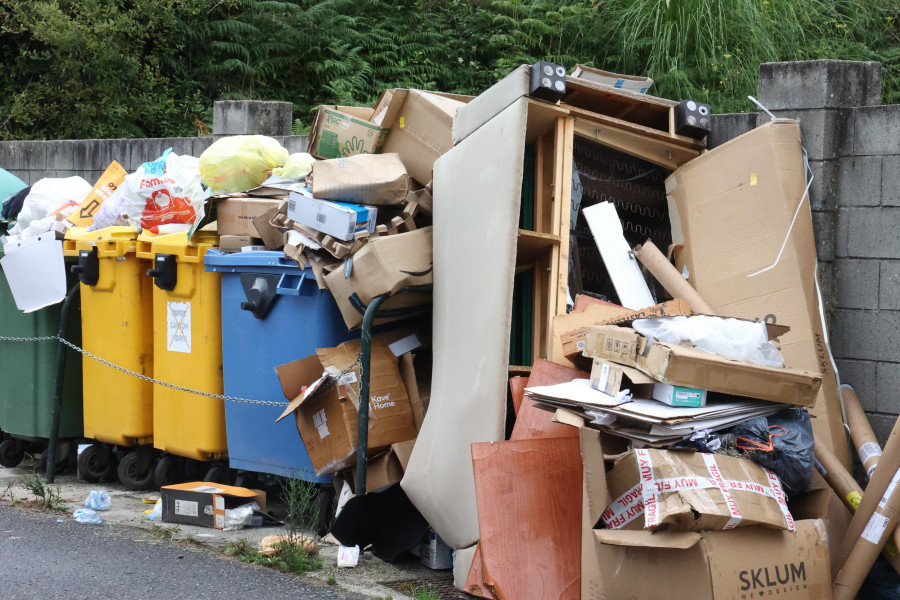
[225,537,322,576]
[0,482,16,504]
[326,571,337,585]
[411,585,439,600]
[17,468,65,512]
[146,524,179,540]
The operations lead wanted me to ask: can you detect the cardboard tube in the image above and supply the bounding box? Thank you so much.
[843,384,882,480]
[833,471,900,600]
[632,240,715,314]
[836,417,900,569]
[816,445,900,575]
[817,445,864,513]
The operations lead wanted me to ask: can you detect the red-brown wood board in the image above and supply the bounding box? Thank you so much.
[510,358,587,440]
[509,376,527,416]
[470,437,582,599]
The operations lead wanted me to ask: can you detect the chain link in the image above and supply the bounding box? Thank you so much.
[0,334,362,408]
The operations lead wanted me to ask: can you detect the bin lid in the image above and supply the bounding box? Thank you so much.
[204,249,311,275]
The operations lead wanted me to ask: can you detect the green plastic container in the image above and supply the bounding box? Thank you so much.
[0,244,83,441]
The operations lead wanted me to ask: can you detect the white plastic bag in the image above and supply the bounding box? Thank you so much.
[9,176,91,235]
[89,183,130,230]
[222,501,260,531]
[84,490,111,511]
[73,508,102,524]
[113,149,209,231]
[632,315,784,367]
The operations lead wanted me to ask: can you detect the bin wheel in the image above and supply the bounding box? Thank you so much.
[153,455,184,489]
[0,439,25,468]
[77,445,112,483]
[117,451,154,490]
[314,487,336,536]
[233,471,258,489]
[202,463,229,485]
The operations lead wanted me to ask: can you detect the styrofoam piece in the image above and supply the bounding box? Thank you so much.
[0,232,67,312]
[402,98,528,549]
[582,202,655,309]
[451,65,529,146]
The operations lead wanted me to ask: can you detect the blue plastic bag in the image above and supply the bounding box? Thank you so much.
[73,508,102,524]
[84,490,111,511]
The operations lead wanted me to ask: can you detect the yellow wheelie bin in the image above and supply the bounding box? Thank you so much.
[136,229,227,486]
[63,226,154,488]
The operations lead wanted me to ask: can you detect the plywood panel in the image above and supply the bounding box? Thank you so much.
[472,437,582,600]
[511,358,587,441]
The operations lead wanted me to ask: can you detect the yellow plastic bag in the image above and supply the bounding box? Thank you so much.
[199,135,289,192]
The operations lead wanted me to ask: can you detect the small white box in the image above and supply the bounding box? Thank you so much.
[651,383,707,408]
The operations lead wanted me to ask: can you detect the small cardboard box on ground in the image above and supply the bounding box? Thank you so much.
[307,105,390,159]
[275,340,417,475]
[375,89,467,185]
[217,197,280,237]
[553,409,832,600]
[603,449,794,532]
[344,439,416,493]
[582,324,823,406]
[160,482,266,529]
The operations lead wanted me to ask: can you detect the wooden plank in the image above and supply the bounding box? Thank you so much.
[516,229,560,266]
[526,99,570,144]
[509,376,527,416]
[511,358,587,440]
[572,117,698,170]
[565,76,678,108]
[464,544,498,599]
[472,437,582,600]
[534,135,546,233]
[555,116,575,320]
[565,104,705,150]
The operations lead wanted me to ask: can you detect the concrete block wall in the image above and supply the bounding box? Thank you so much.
[0,101,307,186]
[712,60,898,449]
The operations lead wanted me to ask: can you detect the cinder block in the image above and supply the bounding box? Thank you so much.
[46,140,76,170]
[832,309,900,362]
[881,260,900,310]
[758,109,842,160]
[848,106,900,156]
[15,142,48,171]
[284,135,309,154]
[847,207,900,259]
[882,155,900,207]
[213,100,293,137]
[867,412,898,447]
[819,261,836,318]
[758,60,882,110]
[836,358,878,411]
[834,208,850,258]
[835,258,880,309]
[875,362,900,414]
[812,211,836,262]
[808,159,839,211]
[8,170,31,185]
[707,113,757,149]
[838,156,882,206]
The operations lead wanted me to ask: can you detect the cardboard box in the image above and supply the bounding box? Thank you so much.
[217,197,280,237]
[666,119,848,466]
[589,358,654,397]
[161,482,266,529]
[375,89,466,185]
[308,105,390,159]
[310,153,408,206]
[275,340,417,475]
[652,383,707,407]
[560,298,692,360]
[790,486,853,575]
[344,439,415,493]
[218,235,254,253]
[603,449,795,532]
[287,190,377,242]
[324,227,433,329]
[582,325,822,406]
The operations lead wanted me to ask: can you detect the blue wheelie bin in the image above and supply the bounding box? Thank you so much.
[205,250,354,482]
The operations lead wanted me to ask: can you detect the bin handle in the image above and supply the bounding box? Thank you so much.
[276,273,306,297]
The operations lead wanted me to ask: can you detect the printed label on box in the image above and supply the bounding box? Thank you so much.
[313,409,330,439]
[862,512,890,544]
[167,301,192,353]
[174,499,198,517]
[215,513,225,529]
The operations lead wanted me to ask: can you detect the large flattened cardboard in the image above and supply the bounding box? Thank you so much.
[401,98,528,550]
[471,438,582,600]
[666,119,848,467]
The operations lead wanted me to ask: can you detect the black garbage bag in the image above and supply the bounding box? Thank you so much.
[860,556,900,600]
[1,185,30,221]
[732,408,815,497]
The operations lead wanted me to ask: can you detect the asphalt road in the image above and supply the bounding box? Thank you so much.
[0,505,368,600]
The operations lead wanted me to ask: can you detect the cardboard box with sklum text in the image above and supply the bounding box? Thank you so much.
[275,340,417,475]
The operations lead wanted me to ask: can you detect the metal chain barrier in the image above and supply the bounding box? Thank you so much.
[0,334,361,408]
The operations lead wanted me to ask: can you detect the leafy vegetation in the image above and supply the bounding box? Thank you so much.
[17,467,65,511]
[1,0,897,140]
[224,537,322,575]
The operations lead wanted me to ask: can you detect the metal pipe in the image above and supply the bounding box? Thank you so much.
[45,284,80,483]
[355,293,390,496]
